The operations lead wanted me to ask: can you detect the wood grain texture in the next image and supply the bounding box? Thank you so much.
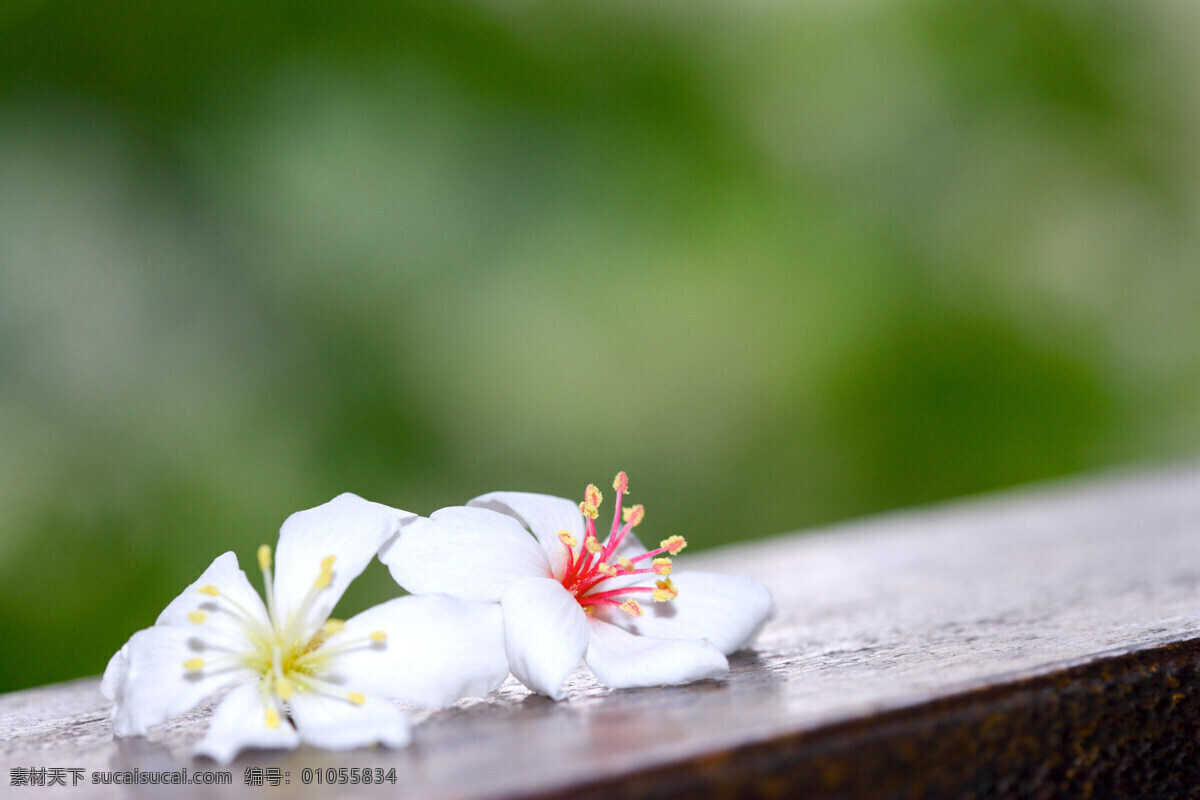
[5,464,1200,798]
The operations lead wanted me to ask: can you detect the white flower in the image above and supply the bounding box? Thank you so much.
[380,473,774,700]
[101,493,510,764]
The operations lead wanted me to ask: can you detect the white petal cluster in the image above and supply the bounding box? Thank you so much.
[380,482,775,700]
[104,476,775,761]
[102,493,509,763]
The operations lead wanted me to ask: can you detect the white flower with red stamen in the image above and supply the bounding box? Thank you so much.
[380,473,774,699]
[101,494,509,763]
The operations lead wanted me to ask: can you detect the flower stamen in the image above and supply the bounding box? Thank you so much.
[197,583,274,640]
[258,544,279,628]
[282,555,337,643]
[661,535,687,555]
[556,473,684,617]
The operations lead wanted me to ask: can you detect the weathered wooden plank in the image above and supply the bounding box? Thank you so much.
[4,465,1200,798]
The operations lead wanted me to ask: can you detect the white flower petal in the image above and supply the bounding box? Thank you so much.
[329,595,509,709]
[109,626,257,736]
[584,617,728,689]
[155,551,269,648]
[289,691,412,752]
[274,493,415,634]
[500,577,588,700]
[598,571,774,655]
[467,491,584,578]
[194,682,300,764]
[100,642,130,703]
[381,507,550,602]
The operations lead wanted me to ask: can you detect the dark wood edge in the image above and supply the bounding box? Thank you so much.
[522,640,1200,800]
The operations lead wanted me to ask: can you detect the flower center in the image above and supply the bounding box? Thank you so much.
[181,545,386,728]
[556,472,684,618]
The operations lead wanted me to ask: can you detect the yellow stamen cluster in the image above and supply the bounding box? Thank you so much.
[562,472,689,616]
[579,484,604,519]
[652,578,678,602]
[314,555,336,589]
[182,550,386,732]
[661,535,687,555]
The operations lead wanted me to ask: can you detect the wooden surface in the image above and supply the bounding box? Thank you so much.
[5,465,1200,798]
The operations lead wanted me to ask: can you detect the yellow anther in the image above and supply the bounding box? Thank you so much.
[197,584,219,597]
[187,610,207,624]
[623,504,645,527]
[257,544,272,571]
[322,619,346,635]
[348,692,366,706]
[314,570,332,589]
[183,658,205,671]
[598,563,617,577]
[275,678,294,700]
[321,555,337,571]
[619,599,644,617]
[653,579,678,602]
[613,471,629,494]
[557,530,578,549]
[652,558,673,576]
[585,535,602,554]
[618,557,633,571]
[585,484,603,508]
[579,502,599,520]
[369,631,387,643]
[264,709,280,729]
[661,535,687,555]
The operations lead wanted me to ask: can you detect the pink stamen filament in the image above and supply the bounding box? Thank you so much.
[578,597,625,610]
[609,481,625,541]
[557,475,679,612]
[578,585,654,605]
[573,566,660,597]
[560,540,578,581]
[565,516,599,587]
[599,519,631,564]
[623,545,673,565]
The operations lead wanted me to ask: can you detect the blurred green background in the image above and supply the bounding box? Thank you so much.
[3,0,1199,693]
